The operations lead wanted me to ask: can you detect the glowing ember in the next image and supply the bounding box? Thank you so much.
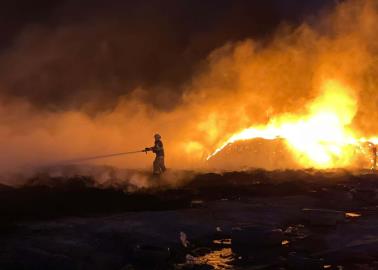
[345,212,361,218]
[207,80,378,168]
[282,240,290,245]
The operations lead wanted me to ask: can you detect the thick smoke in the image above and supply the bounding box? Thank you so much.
[1,0,327,111]
[0,0,377,180]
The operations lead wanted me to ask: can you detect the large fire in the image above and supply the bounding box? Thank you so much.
[207,79,378,168]
[0,0,377,174]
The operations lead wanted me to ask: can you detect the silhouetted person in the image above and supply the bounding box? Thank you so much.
[145,134,166,175]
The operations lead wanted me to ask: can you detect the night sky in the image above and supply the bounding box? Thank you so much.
[0,0,335,112]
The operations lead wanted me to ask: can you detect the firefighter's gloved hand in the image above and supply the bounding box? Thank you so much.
[144,147,151,152]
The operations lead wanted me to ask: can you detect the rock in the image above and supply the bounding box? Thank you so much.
[302,208,345,226]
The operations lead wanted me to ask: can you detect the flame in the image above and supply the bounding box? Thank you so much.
[207,80,377,168]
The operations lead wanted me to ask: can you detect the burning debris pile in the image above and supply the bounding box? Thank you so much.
[207,80,378,170]
[207,138,298,170]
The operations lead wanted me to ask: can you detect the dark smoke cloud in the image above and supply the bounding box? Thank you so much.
[0,0,334,112]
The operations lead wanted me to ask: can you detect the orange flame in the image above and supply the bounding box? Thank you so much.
[207,80,378,168]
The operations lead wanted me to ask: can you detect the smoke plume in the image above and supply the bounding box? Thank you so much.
[0,0,377,179]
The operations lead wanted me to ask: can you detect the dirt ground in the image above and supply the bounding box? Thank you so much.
[1,169,378,269]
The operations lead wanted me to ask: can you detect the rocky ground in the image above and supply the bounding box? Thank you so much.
[1,169,378,269]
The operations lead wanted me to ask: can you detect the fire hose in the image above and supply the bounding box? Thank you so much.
[55,149,148,165]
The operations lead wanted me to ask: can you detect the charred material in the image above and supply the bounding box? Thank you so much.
[0,169,378,269]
